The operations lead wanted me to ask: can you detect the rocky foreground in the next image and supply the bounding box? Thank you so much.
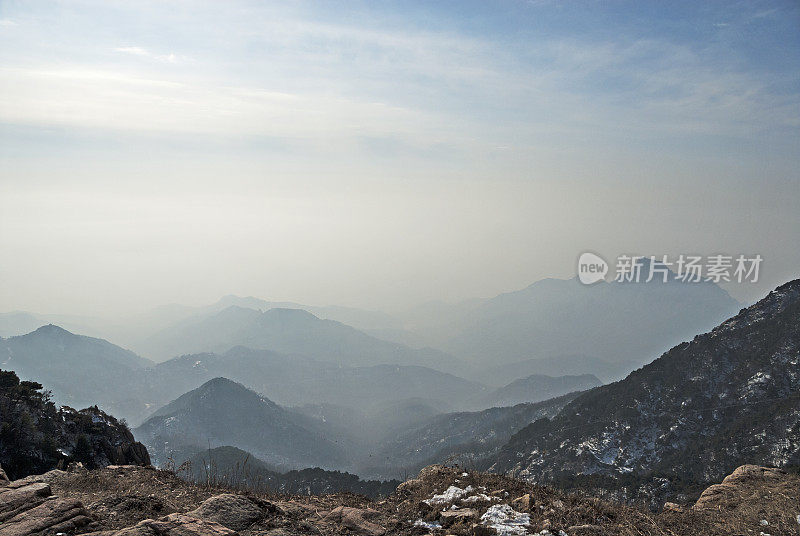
[1,463,798,536]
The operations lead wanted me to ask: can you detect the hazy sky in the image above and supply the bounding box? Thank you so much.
[1,0,799,316]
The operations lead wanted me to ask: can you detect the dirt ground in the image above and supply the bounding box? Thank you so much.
[36,464,800,536]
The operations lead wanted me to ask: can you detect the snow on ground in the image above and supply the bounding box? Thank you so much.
[424,485,474,505]
[480,504,531,536]
[413,519,442,530]
[462,492,499,503]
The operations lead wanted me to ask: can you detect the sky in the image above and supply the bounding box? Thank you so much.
[1,0,799,316]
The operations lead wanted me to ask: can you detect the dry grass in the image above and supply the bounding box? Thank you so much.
[39,464,800,536]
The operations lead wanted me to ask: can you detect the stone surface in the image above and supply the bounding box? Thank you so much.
[0,482,52,521]
[188,493,279,531]
[0,494,93,536]
[440,508,478,527]
[323,506,386,536]
[511,493,531,511]
[113,513,237,536]
[0,476,95,536]
[13,469,69,486]
[693,465,787,510]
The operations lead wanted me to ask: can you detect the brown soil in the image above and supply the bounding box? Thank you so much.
[35,464,800,536]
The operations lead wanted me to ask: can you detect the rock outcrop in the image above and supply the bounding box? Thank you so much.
[693,464,789,510]
[0,370,150,481]
[2,463,798,536]
[100,513,236,536]
[0,466,95,536]
[188,494,280,531]
[322,506,386,536]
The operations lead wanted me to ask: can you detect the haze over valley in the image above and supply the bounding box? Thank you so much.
[1,2,798,535]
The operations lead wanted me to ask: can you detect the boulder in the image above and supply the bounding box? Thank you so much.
[511,494,530,511]
[112,442,151,467]
[13,469,68,486]
[188,493,279,531]
[113,513,236,536]
[0,465,8,486]
[440,508,477,527]
[323,506,386,536]
[0,482,52,521]
[0,476,95,536]
[694,465,786,510]
[0,494,93,536]
[395,478,423,495]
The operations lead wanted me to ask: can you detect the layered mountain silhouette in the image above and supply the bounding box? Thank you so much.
[0,325,152,416]
[490,279,800,503]
[137,306,459,370]
[135,378,348,471]
[182,446,399,498]
[364,392,583,480]
[477,355,631,386]
[408,270,740,380]
[479,373,601,408]
[143,346,484,423]
[0,311,48,338]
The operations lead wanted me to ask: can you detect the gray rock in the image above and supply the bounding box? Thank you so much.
[13,469,68,486]
[440,507,477,527]
[188,494,279,531]
[113,513,236,536]
[0,494,92,536]
[323,506,385,536]
[0,482,52,521]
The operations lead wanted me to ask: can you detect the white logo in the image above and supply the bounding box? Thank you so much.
[577,252,608,285]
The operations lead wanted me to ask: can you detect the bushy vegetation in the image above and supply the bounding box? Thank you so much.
[0,370,62,478]
[178,445,399,498]
[0,369,148,479]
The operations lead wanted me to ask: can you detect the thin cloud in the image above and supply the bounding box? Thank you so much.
[114,46,179,63]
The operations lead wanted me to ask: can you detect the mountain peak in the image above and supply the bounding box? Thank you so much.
[262,307,320,320]
[30,324,72,336]
[197,376,251,393]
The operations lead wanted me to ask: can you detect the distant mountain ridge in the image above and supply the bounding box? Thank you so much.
[0,325,152,416]
[182,446,399,498]
[364,392,583,480]
[135,377,348,471]
[479,373,602,408]
[136,305,460,370]
[443,274,740,373]
[0,325,485,425]
[146,347,484,416]
[490,279,800,504]
[477,355,633,385]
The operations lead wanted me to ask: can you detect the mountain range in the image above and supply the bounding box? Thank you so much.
[490,278,800,504]
[1,272,740,386]
[0,324,153,416]
[135,377,349,471]
[134,375,592,480]
[479,373,601,408]
[137,306,460,370]
[0,277,795,509]
[434,272,740,380]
